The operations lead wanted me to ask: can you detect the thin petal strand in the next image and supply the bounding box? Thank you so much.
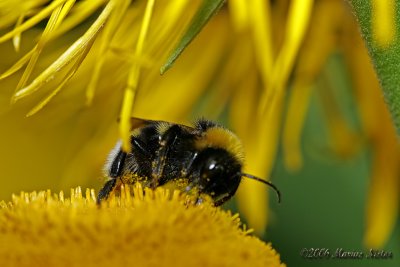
[371,0,396,47]
[120,0,155,152]
[11,0,116,103]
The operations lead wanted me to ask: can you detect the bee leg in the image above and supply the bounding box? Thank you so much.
[109,150,127,178]
[180,152,198,177]
[152,125,182,187]
[213,193,235,207]
[131,137,151,157]
[97,178,117,204]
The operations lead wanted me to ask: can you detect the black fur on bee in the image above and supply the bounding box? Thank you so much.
[97,118,281,206]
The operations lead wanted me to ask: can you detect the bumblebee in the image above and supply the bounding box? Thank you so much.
[97,118,281,206]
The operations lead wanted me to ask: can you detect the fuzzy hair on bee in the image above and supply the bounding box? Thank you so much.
[97,117,281,206]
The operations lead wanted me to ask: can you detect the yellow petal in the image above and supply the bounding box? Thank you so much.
[283,82,312,171]
[26,39,93,117]
[371,0,395,47]
[283,0,343,171]
[230,71,283,234]
[85,0,130,105]
[0,0,68,43]
[51,0,107,39]
[343,25,399,248]
[12,0,115,102]
[364,109,399,248]
[249,0,273,86]
[260,0,314,115]
[229,0,249,32]
[14,1,72,93]
[119,0,155,152]
[0,49,34,80]
[12,14,25,52]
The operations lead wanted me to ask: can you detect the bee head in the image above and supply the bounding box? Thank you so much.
[192,147,242,204]
[192,148,281,205]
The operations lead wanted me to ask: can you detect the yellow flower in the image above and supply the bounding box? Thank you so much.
[0,0,398,251]
[0,184,285,267]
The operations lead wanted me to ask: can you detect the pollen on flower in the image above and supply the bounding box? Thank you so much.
[0,184,285,267]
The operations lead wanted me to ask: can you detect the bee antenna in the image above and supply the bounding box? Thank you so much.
[240,173,281,203]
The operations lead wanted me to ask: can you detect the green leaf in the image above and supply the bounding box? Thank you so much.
[160,0,225,74]
[350,1,400,134]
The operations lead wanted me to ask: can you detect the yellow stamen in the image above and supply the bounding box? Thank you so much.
[0,184,285,267]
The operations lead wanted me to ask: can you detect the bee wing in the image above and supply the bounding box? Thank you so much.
[116,117,164,130]
[129,117,156,130]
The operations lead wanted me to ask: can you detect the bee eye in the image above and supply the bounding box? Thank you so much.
[203,159,224,177]
[207,161,216,170]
